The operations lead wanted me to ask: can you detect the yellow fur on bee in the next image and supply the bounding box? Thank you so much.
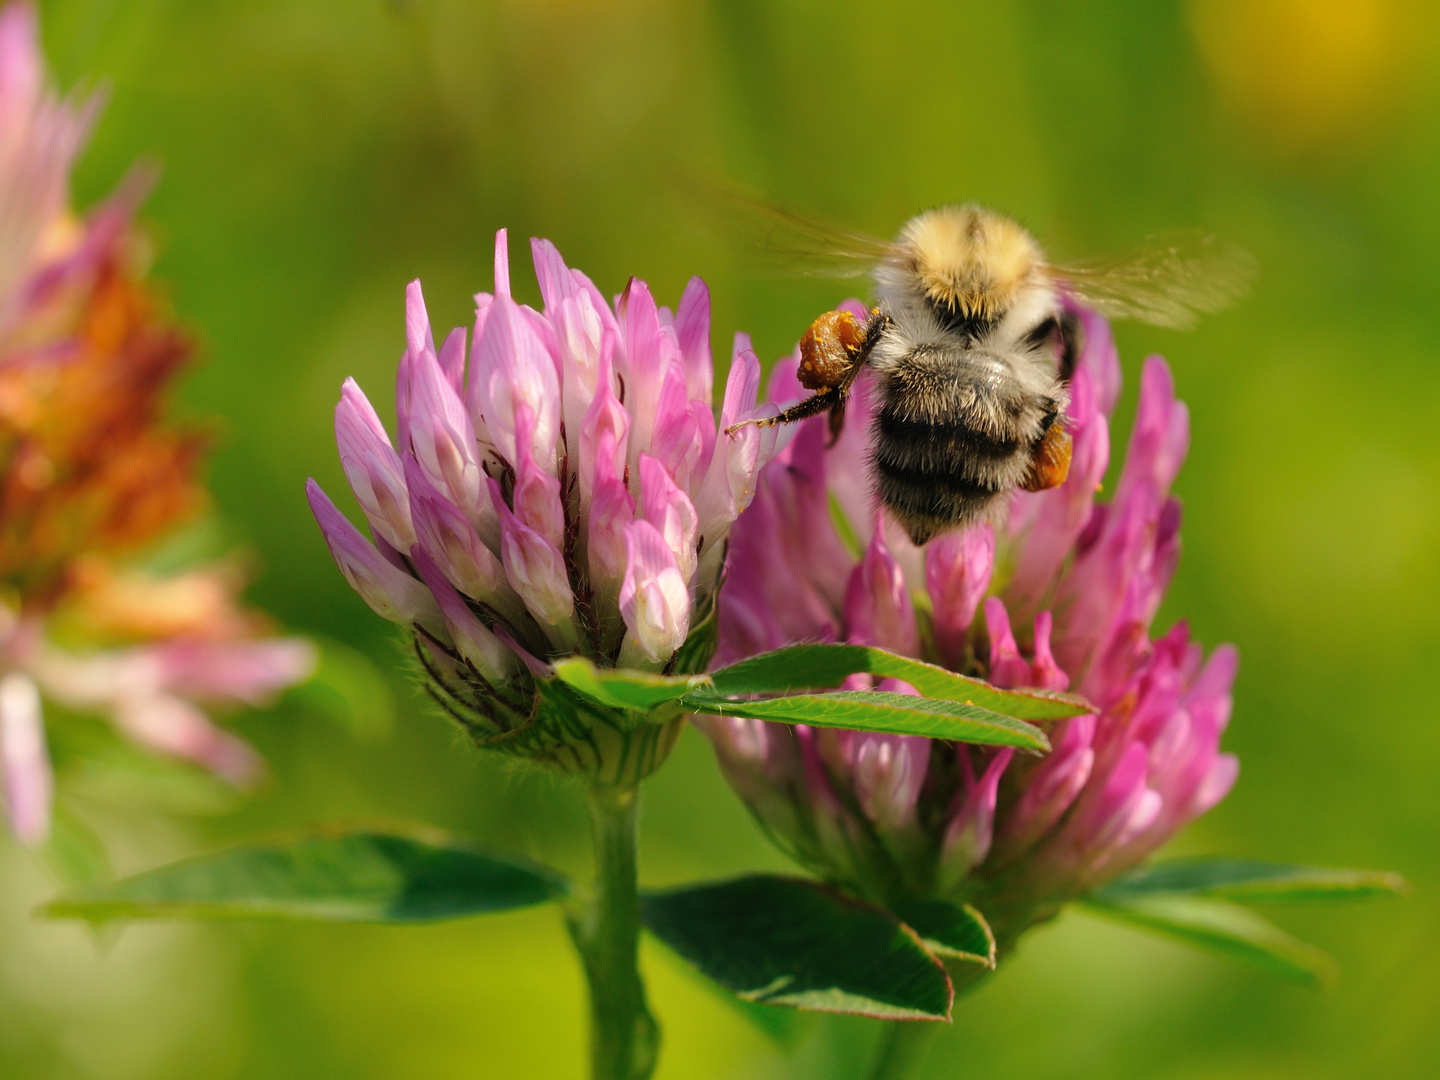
[900,205,1041,320]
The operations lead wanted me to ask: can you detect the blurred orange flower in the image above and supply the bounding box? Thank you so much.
[0,2,313,847]
[0,196,207,604]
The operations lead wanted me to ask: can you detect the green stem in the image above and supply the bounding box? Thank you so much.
[868,1022,941,1080]
[867,960,992,1080]
[567,784,659,1080]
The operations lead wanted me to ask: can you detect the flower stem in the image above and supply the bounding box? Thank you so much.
[567,783,659,1080]
[868,1022,941,1080]
[867,961,992,1080]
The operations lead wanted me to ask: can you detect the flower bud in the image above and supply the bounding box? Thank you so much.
[470,294,561,475]
[335,379,414,551]
[845,523,918,655]
[411,547,518,685]
[406,338,485,525]
[307,479,444,636]
[619,520,690,667]
[638,454,699,585]
[488,477,577,652]
[925,524,994,667]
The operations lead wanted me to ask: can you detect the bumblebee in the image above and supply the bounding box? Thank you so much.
[729,203,1250,544]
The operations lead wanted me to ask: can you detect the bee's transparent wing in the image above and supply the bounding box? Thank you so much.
[1050,232,1256,330]
[674,173,895,279]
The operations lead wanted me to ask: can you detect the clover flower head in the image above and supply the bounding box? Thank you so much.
[704,301,1238,940]
[309,231,781,782]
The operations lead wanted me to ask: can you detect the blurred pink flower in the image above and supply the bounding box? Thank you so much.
[0,0,96,316]
[703,303,1238,939]
[0,2,316,846]
[308,233,781,777]
[0,671,49,844]
[25,634,314,786]
[0,569,318,845]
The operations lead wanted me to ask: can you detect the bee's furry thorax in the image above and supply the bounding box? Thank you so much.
[891,205,1044,324]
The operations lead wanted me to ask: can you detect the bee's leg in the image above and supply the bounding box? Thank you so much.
[857,307,893,354]
[727,387,841,433]
[819,309,888,446]
[1058,310,1084,382]
[726,306,889,437]
[826,393,848,446]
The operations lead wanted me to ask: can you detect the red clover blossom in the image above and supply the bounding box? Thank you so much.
[308,231,781,782]
[704,301,1238,942]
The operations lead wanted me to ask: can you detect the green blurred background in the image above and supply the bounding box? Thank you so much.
[3,0,1438,1076]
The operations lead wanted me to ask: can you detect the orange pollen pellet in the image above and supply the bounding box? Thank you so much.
[1021,423,1073,492]
[797,309,864,392]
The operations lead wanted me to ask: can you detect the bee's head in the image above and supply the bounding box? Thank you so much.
[894,205,1044,326]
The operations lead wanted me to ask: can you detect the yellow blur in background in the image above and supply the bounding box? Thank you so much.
[1190,0,1437,154]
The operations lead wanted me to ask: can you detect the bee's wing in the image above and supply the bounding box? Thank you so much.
[1049,232,1256,330]
[675,174,896,279]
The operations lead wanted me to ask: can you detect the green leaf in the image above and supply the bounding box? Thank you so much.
[42,828,570,924]
[890,899,995,966]
[1083,895,1338,987]
[709,643,1091,720]
[551,656,714,712]
[1094,858,1411,903]
[683,690,1050,751]
[37,802,111,887]
[641,874,953,1020]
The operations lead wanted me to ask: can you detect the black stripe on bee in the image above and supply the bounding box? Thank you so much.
[925,299,997,341]
[872,457,1005,498]
[1036,400,1060,437]
[1020,316,1059,351]
[872,455,1007,539]
[1058,311,1083,382]
[875,408,1021,470]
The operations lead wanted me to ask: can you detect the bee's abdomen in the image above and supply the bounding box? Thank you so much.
[870,406,1026,544]
[875,411,1021,472]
